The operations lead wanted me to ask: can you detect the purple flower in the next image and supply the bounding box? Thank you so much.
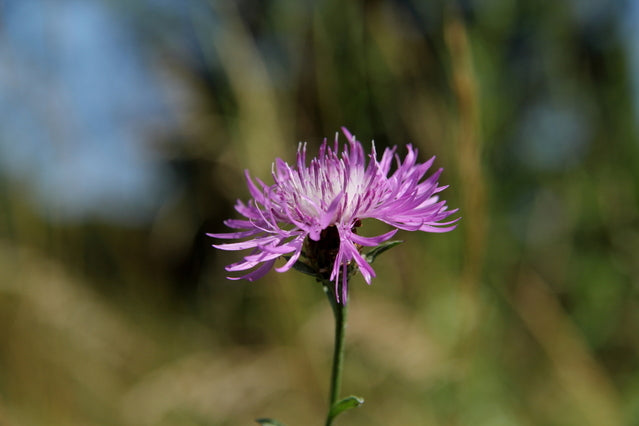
[209,128,459,303]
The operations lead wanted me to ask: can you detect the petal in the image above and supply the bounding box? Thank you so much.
[344,240,376,284]
[212,236,278,251]
[225,260,263,272]
[242,250,284,264]
[275,247,303,273]
[341,263,348,303]
[319,192,343,229]
[341,126,354,142]
[224,219,256,229]
[335,230,377,285]
[418,223,460,233]
[227,259,276,282]
[349,229,398,247]
[244,170,266,202]
[259,242,302,254]
[206,230,261,239]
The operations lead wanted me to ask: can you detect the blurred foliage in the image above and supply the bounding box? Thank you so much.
[1,0,638,425]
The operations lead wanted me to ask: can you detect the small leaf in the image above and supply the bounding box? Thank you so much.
[363,240,403,264]
[255,418,287,426]
[328,395,365,421]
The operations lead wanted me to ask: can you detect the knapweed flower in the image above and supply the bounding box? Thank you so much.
[209,128,459,303]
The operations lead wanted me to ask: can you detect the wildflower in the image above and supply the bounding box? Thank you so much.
[209,128,459,303]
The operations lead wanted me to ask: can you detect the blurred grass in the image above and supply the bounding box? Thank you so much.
[1,0,639,425]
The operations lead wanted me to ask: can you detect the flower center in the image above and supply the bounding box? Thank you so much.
[304,225,340,279]
[303,220,362,281]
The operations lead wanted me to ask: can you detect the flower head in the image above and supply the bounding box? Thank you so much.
[209,128,459,303]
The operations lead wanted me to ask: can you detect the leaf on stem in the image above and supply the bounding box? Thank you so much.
[363,240,403,264]
[328,395,365,422]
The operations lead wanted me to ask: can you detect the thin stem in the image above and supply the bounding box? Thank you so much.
[325,286,348,426]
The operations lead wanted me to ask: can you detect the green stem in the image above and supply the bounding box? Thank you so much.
[325,286,348,426]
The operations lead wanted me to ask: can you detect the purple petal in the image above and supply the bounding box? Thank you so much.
[418,223,459,233]
[349,229,398,247]
[244,170,266,202]
[224,219,256,229]
[227,259,276,282]
[341,127,354,142]
[206,230,261,239]
[212,236,277,251]
[275,247,302,273]
[241,250,284,264]
[319,193,343,229]
[346,238,375,282]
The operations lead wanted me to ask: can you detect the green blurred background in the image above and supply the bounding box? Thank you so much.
[1,0,638,425]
